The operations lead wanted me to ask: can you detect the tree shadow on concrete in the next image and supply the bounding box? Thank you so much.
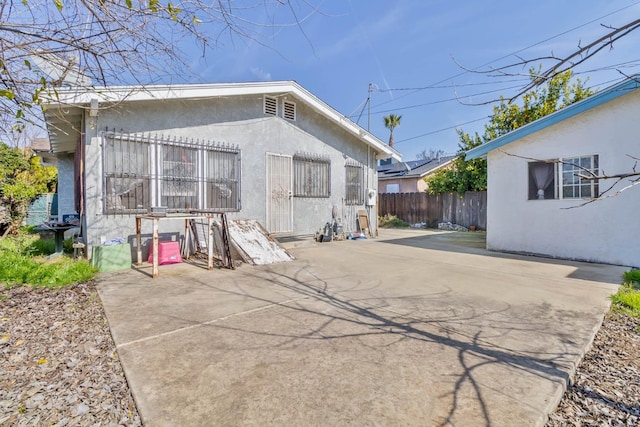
[169,262,581,427]
[378,231,626,285]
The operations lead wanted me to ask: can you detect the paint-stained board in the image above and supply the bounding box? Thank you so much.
[227,220,294,265]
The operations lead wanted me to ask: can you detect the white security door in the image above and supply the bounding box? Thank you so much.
[266,153,293,233]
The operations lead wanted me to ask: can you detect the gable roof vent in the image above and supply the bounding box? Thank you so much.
[264,96,277,116]
[283,100,296,121]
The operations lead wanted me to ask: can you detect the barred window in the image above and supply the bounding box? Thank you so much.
[345,162,364,205]
[103,134,151,213]
[293,154,330,198]
[161,145,198,210]
[206,149,240,210]
[103,131,241,214]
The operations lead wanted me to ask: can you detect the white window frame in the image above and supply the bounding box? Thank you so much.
[527,155,599,201]
[386,183,400,194]
[558,155,599,200]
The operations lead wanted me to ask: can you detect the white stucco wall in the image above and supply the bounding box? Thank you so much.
[80,94,380,252]
[486,89,640,267]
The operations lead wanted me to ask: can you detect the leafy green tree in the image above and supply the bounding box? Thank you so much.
[426,70,594,195]
[383,114,402,148]
[426,132,487,194]
[0,142,57,235]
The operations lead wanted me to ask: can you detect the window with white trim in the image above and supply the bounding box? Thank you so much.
[386,183,400,194]
[345,162,364,205]
[293,153,330,197]
[264,96,277,116]
[560,155,599,199]
[283,100,296,121]
[528,155,599,200]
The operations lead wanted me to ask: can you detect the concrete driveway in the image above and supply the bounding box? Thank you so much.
[97,229,626,426]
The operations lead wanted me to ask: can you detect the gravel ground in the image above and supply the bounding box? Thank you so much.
[546,311,640,426]
[0,282,638,426]
[0,282,140,426]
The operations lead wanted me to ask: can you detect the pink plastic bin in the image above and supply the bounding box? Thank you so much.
[148,241,182,265]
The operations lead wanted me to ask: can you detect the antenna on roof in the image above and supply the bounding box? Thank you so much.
[30,52,92,87]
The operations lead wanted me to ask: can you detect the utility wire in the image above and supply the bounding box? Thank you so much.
[357,2,640,149]
[352,83,525,118]
[369,1,640,110]
[394,117,489,145]
[391,74,632,147]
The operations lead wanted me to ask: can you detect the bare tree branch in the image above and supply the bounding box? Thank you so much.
[453,17,640,107]
[506,19,640,100]
[496,149,640,206]
[0,0,322,141]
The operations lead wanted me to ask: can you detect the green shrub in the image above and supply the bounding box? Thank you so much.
[0,231,97,288]
[623,269,640,289]
[611,269,640,317]
[0,252,97,289]
[378,214,409,228]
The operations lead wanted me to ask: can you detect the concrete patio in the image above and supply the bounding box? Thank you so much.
[97,229,626,426]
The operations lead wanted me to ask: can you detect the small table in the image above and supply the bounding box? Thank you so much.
[135,214,216,279]
[36,223,77,258]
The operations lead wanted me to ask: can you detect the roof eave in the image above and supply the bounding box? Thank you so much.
[465,75,640,160]
[44,81,401,160]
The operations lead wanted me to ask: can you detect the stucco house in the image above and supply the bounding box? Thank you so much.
[43,81,400,256]
[466,75,640,268]
[377,156,455,194]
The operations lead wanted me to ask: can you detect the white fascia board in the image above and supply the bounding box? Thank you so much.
[49,81,293,104]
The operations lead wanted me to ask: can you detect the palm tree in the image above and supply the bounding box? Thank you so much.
[383,114,402,148]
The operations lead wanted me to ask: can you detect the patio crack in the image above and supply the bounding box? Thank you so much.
[115,295,310,349]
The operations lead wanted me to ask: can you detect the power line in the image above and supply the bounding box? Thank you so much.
[394,116,489,145]
[357,3,640,150]
[368,1,640,110]
[354,83,525,117]
[391,74,635,147]
[375,78,530,92]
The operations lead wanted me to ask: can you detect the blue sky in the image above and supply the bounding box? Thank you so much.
[185,0,640,160]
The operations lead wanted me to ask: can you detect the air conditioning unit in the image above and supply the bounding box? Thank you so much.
[365,188,377,206]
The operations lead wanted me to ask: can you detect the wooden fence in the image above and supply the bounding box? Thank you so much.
[378,191,487,230]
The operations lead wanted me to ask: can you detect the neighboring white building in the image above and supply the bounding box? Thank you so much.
[43,81,401,256]
[466,76,640,268]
